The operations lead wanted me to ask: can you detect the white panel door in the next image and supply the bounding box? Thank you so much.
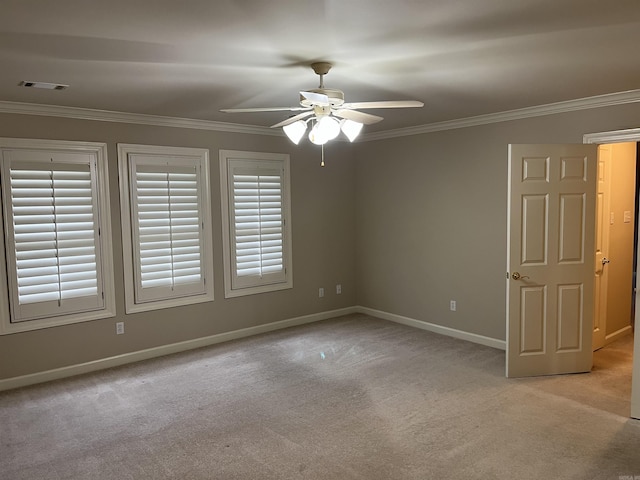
[506,144,597,377]
[593,145,611,350]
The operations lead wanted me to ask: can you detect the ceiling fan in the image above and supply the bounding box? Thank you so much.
[221,62,424,145]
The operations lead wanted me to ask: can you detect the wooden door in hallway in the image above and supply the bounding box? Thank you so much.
[593,145,611,350]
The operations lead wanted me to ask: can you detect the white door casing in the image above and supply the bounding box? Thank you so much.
[584,129,640,419]
[506,144,597,377]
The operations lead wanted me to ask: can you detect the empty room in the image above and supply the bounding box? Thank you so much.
[1,1,640,479]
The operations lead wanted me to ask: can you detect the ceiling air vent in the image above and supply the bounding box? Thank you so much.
[19,81,69,90]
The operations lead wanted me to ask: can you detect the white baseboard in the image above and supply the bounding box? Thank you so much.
[0,305,504,392]
[356,306,506,350]
[0,307,357,392]
[605,325,633,345]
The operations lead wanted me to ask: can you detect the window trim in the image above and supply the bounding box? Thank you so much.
[118,143,214,313]
[0,138,116,335]
[219,149,293,298]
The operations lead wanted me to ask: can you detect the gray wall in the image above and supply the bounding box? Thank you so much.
[354,103,640,341]
[1,101,639,381]
[0,114,357,379]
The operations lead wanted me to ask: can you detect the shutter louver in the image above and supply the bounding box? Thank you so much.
[6,161,104,322]
[133,165,204,302]
[231,168,285,287]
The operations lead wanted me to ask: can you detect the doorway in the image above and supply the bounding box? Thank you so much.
[593,142,637,351]
[584,128,640,419]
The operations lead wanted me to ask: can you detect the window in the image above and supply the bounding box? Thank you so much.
[0,139,115,334]
[118,144,214,313]
[219,150,292,298]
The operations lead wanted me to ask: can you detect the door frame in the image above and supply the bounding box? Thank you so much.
[584,127,640,419]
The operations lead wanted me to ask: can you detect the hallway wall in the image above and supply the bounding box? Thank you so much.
[605,142,637,339]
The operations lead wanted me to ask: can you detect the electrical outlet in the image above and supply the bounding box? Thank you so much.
[450,300,456,312]
[116,322,125,335]
[319,287,324,298]
[336,284,342,294]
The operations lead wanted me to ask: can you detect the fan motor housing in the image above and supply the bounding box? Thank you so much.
[300,88,345,107]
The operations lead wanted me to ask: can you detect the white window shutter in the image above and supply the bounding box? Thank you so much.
[5,160,104,322]
[118,145,214,313]
[132,164,205,301]
[219,150,292,298]
[233,170,284,281]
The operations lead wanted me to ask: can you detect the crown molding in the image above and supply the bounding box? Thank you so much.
[360,89,640,142]
[1,89,639,142]
[0,101,280,137]
[583,127,640,144]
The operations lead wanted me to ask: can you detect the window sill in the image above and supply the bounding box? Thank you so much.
[124,291,214,314]
[224,280,293,299]
[0,306,116,335]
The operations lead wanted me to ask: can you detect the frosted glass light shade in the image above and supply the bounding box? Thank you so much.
[282,120,307,144]
[308,123,328,145]
[340,119,363,142]
[317,116,340,140]
[309,116,341,145]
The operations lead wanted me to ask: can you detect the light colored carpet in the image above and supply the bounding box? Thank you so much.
[1,314,638,479]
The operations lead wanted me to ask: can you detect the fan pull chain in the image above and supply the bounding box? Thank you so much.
[321,144,325,167]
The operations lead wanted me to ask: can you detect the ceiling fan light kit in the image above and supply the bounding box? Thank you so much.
[221,62,424,152]
[283,116,364,146]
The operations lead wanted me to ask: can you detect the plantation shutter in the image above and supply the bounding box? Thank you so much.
[131,162,206,303]
[229,162,286,289]
[4,157,104,322]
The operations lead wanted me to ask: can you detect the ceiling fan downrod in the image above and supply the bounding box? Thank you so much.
[311,62,332,89]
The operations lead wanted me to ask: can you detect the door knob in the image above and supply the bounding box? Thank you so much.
[511,272,530,280]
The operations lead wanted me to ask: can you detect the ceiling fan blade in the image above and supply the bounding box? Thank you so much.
[300,91,330,106]
[333,109,383,125]
[221,106,310,113]
[270,111,314,128]
[341,100,424,110]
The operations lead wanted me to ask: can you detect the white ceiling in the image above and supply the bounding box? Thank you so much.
[1,0,639,133]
